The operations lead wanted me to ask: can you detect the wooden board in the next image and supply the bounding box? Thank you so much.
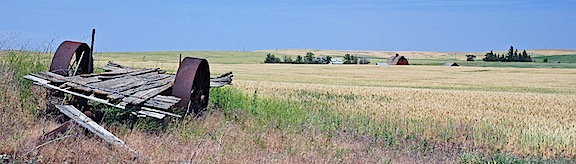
[55,105,139,157]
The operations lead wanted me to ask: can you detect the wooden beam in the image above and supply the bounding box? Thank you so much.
[55,105,139,157]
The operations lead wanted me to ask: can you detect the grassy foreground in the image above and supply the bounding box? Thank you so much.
[2,50,576,163]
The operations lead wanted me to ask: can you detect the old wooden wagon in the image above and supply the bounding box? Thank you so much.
[24,39,232,156]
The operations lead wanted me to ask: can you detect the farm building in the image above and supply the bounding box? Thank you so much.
[444,62,459,66]
[330,58,343,65]
[387,54,409,65]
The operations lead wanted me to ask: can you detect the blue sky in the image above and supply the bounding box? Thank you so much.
[1,0,575,52]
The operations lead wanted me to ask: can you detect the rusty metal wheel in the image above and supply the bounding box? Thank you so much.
[49,41,93,76]
[172,57,210,115]
[48,41,94,113]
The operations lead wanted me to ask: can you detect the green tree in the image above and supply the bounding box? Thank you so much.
[305,52,315,63]
[295,55,303,64]
[466,54,476,61]
[283,56,293,63]
[264,53,280,63]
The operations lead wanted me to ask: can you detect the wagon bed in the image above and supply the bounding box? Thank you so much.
[24,61,232,119]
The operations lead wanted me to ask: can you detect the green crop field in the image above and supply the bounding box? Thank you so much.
[2,49,576,163]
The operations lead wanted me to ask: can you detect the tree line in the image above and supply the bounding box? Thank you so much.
[264,52,369,64]
[483,46,532,62]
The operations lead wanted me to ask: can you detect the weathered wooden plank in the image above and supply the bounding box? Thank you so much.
[135,72,171,82]
[64,76,101,85]
[106,94,125,99]
[23,75,50,84]
[113,80,147,92]
[29,73,64,83]
[89,76,138,90]
[97,74,129,80]
[98,69,140,76]
[136,110,165,119]
[143,99,172,110]
[122,81,174,104]
[153,95,181,104]
[121,77,174,96]
[35,72,67,83]
[141,106,181,118]
[55,105,139,157]
[128,68,159,76]
[25,75,121,108]
[62,82,93,92]
[209,71,233,88]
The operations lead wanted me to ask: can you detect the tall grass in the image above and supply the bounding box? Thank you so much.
[0,50,50,158]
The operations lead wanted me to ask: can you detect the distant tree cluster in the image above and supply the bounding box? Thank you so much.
[264,52,371,64]
[466,54,476,61]
[483,46,532,62]
[264,52,332,64]
[343,54,370,64]
[264,53,281,63]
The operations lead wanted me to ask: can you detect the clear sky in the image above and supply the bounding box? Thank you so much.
[2,0,575,52]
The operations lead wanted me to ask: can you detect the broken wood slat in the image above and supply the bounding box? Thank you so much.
[210,82,227,88]
[97,74,129,80]
[214,71,233,79]
[122,81,174,105]
[153,95,181,104]
[30,73,65,83]
[121,77,174,96]
[23,75,50,84]
[209,71,233,88]
[143,99,173,110]
[79,73,101,77]
[140,106,181,118]
[108,72,169,92]
[33,72,67,83]
[98,69,139,76]
[99,66,123,71]
[128,68,159,76]
[142,95,180,110]
[25,75,123,108]
[135,72,171,82]
[111,80,147,93]
[89,76,139,90]
[106,94,124,99]
[55,105,139,157]
[63,76,101,85]
[136,110,165,119]
[62,82,93,92]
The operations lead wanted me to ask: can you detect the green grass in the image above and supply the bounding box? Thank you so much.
[208,87,575,163]
[533,54,576,63]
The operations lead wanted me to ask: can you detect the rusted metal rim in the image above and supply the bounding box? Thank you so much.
[49,41,93,76]
[172,57,210,114]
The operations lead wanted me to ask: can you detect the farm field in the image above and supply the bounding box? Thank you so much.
[2,50,576,163]
[96,51,576,161]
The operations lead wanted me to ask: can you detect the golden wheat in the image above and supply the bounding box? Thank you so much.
[203,63,576,158]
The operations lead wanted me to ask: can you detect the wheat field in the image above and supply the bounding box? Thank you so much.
[205,64,576,158]
[92,57,576,159]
